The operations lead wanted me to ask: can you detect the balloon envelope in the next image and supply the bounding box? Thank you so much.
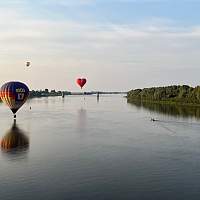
[77,78,87,89]
[26,61,30,67]
[0,81,29,114]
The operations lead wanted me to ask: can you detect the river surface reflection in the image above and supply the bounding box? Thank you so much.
[129,100,200,119]
[1,120,29,159]
[0,95,200,200]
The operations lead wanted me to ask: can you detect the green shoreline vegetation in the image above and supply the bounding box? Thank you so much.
[128,100,200,119]
[127,85,200,106]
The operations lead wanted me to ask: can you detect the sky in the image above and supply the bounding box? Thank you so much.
[0,0,200,91]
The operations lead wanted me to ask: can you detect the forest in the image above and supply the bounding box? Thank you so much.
[127,85,200,105]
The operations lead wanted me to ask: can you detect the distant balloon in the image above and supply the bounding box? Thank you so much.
[77,78,87,89]
[0,81,29,118]
[26,61,31,67]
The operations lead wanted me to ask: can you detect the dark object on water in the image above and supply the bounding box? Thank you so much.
[151,118,158,122]
[97,92,100,102]
[30,106,31,110]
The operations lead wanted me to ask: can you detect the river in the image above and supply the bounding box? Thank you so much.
[0,95,200,200]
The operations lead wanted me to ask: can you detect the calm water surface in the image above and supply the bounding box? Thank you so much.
[0,95,200,200]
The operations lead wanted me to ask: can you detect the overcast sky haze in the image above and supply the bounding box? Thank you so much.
[0,0,200,91]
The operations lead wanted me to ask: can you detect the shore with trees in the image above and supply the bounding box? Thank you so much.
[29,89,125,98]
[127,85,200,105]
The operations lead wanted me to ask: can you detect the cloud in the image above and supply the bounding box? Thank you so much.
[0,4,200,90]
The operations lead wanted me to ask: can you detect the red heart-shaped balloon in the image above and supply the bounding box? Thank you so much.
[76,78,87,89]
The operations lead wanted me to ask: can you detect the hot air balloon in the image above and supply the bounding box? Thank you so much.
[0,81,29,118]
[26,61,31,67]
[77,78,87,89]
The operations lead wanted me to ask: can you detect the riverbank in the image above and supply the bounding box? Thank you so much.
[29,90,126,98]
[127,85,200,106]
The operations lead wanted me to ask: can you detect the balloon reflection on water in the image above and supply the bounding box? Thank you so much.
[1,120,29,154]
[77,108,87,133]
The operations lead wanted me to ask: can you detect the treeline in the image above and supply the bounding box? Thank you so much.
[127,85,200,105]
[29,89,71,98]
